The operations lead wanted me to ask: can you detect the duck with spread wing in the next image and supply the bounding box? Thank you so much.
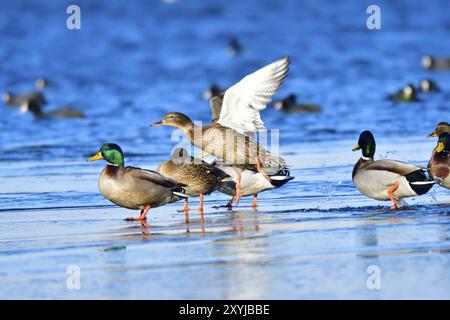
[151,57,292,205]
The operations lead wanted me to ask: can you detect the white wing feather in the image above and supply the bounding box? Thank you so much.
[218,57,290,134]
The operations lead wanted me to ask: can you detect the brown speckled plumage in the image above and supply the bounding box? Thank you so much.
[159,114,286,175]
[157,148,229,197]
[196,122,285,174]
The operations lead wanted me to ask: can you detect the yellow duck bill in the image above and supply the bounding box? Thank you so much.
[436,142,445,153]
[351,144,361,151]
[88,151,103,161]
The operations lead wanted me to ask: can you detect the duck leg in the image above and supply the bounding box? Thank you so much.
[198,193,204,211]
[184,198,190,223]
[387,181,400,209]
[256,157,270,182]
[252,194,258,209]
[140,220,151,235]
[235,173,242,204]
[125,205,151,221]
[198,193,205,223]
[225,196,236,208]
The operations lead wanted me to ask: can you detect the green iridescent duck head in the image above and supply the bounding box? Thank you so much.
[88,143,125,166]
[352,130,376,159]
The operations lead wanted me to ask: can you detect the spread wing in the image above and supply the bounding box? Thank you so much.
[217,57,290,133]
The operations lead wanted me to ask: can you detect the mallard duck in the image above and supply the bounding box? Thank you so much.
[214,161,294,208]
[352,131,434,209]
[152,57,290,203]
[157,147,230,216]
[389,84,419,102]
[204,76,294,208]
[227,38,242,56]
[35,77,50,90]
[427,122,450,138]
[419,79,440,92]
[427,133,450,189]
[273,94,321,113]
[422,55,450,71]
[3,91,47,107]
[19,101,85,119]
[88,143,186,221]
[202,84,223,101]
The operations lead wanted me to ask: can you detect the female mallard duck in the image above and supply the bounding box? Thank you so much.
[157,147,230,217]
[152,57,290,203]
[20,101,85,119]
[389,84,419,102]
[427,122,450,138]
[88,143,186,221]
[204,80,294,208]
[427,133,450,189]
[352,131,434,209]
[273,94,321,113]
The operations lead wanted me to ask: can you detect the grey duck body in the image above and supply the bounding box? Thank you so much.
[99,164,183,210]
[353,158,434,200]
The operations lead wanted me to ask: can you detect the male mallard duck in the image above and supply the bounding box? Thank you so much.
[19,101,85,119]
[152,57,290,203]
[422,55,450,71]
[3,91,47,107]
[419,79,440,92]
[352,131,434,209]
[427,133,450,189]
[427,122,450,138]
[157,147,230,216]
[389,84,419,102]
[273,94,321,113]
[88,143,186,221]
